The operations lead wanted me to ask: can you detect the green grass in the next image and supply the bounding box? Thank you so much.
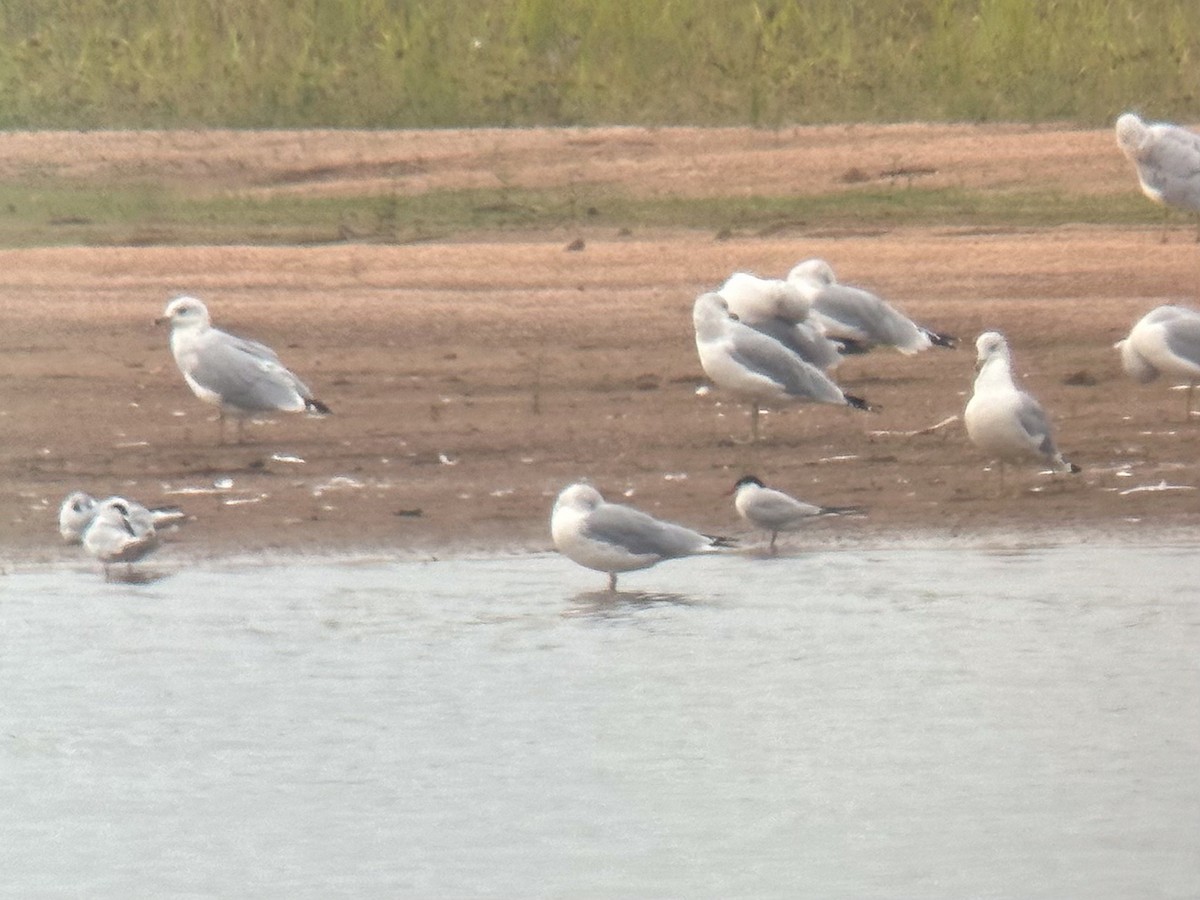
[0,177,1170,248]
[0,0,1197,128]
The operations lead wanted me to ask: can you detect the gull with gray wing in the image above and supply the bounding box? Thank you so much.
[964,331,1079,489]
[156,296,331,443]
[787,259,955,354]
[693,291,871,441]
[1114,304,1200,420]
[1115,113,1200,241]
[551,482,732,590]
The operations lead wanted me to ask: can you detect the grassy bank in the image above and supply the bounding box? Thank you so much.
[1,0,1197,128]
[0,177,1168,249]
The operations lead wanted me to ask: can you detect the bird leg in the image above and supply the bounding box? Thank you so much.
[769,531,779,554]
[607,572,618,592]
[1188,382,1197,422]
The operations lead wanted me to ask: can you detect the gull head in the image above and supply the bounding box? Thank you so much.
[720,272,811,321]
[974,331,1010,368]
[786,258,837,289]
[1114,113,1147,156]
[156,295,211,330]
[58,490,97,542]
[554,482,603,514]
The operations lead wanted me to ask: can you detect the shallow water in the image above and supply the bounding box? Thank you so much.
[2,541,1197,898]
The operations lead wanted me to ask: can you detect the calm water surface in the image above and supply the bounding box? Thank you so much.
[2,541,1197,898]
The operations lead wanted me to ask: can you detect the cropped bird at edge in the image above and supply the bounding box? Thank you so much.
[1115,112,1200,242]
[1114,304,1200,420]
[692,291,871,442]
[156,295,331,444]
[963,331,1080,491]
[551,482,733,591]
[732,475,865,553]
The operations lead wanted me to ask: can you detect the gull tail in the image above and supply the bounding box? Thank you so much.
[819,505,868,518]
[921,327,957,349]
[306,398,333,416]
[844,393,876,412]
[148,507,187,527]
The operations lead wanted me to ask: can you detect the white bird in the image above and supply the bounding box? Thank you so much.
[693,291,871,441]
[718,272,844,370]
[59,491,185,544]
[787,259,955,354]
[81,497,161,580]
[964,332,1080,488]
[156,296,331,443]
[732,475,865,552]
[1114,304,1200,419]
[1114,113,1200,241]
[551,483,732,590]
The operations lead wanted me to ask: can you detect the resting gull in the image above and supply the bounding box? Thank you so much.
[964,331,1080,487]
[551,482,732,590]
[156,296,331,443]
[81,496,161,580]
[732,475,865,552]
[787,259,955,354]
[1114,304,1200,419]
[718,272,844,371]
[693,291,871,441]
[1115,112,1200,241]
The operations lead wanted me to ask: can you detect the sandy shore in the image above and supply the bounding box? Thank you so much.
[4,125,1200,565]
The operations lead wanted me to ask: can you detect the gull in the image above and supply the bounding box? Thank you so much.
[156,296,331,444]
[1114,304,1200,419]
[787,259,955,354]
[718,272,844,370]
[693,291,871,442]
[1114,113,1200,242]
[551,482,732,590]
[59,491,185,544]
[81,497,161,580]
[732,475,865,552]
[964,332,1080,489]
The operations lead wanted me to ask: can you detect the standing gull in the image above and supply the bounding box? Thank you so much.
[81,497,161,580]
[551,483,732,590]
[718,272,844,370]
[693,291,871,442]
[156,296,331,443]
[59,490,185,544]
[732,475,865,552]
[1114,113,1200,242]
[787,259,955,354]
[1114,304,1200,420]
[963,332,1080,488]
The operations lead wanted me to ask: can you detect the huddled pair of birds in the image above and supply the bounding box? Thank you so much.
[58,491,186,580]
